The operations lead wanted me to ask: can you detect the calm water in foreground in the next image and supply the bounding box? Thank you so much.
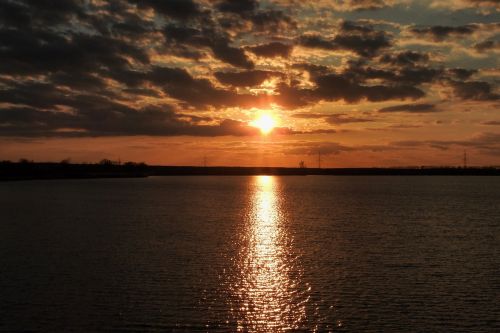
[0,176,499,332]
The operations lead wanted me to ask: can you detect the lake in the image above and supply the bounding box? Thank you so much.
[0,176,499,332]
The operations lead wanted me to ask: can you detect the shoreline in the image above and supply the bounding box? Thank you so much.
[1,163,500,181]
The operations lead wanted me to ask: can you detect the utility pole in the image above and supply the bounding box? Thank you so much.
[463,150,467,169]
[203,155,207,167]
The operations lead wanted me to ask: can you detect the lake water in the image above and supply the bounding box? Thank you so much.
[0,176,499,332]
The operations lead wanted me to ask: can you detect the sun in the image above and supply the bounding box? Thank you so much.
[252,114,276,135]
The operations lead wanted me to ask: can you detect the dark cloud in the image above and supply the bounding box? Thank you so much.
[378,103,438,113]
[0,0,84,28]
[325,114,376,125]
[474,40,500,52]
[214,0,295,31]
[0,69,269,136]
[481,120,500,126]
[0,27,149,76]
[132,0,202,20]
[299,21,391,58]
[273,83,316,109]
[0,74,278,137]
[0,103,195,137]
[0,81,75,109]
[340,20,376,33]
[292,113,375,124]
[0,104,275,138]
[313,74,424,103]
[396,67,443,84]
[447,68,478,80]
[50,72,108,92]
[164,25,254,69]
[216,0,257,14]
[299,35,338,50]
[344,59,446,85]
[272,70,425,109]
[215,70,283,87]
[211,41,254,69]
[247,42,293,58]
[248,9,295,31]
[451,81,500,101]
[380,51,429,66]
[410,24,478,41]
[292,63,335,78]
[122,88,161,97]
[144,66,267,108]
[291,113,328,119]
[299,32,391,57]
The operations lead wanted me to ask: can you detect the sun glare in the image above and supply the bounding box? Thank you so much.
[252,114,276,135]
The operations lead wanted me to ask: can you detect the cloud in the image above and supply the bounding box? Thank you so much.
[0,103,278,137]
[379,51,429,66]
[292,113,376,124]
[299,21,392,57]
[0,28,150,76]
[247,42,293,58]
[348,65,443,84]
[304,0,399,12]
[0,0,84,27]
[291,113,328,119]
[474,40,500,52]
[324,114,376,124]
[410,24,479,41]
[215,70,283,87]
[132,0,202,20]
[447,68,478,80]
[214,0,295,31]
[0,70,270,136]
[143,66,268,108]
[313,73,424,103]
[391,132,500,153]
[378,103,438,113]
[272,70,425,109]
[284,141,356,156]
[481,120,500,125]
[215,0,258,14]
[164,25,254,68]
[430,0,500,12]
[450,81,499,101]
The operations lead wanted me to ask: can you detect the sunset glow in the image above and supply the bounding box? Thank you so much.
[252,114,276,135]
[0,0,498,167]
[0,1,499,331]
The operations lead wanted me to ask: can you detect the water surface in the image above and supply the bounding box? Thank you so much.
[0,176,499,332]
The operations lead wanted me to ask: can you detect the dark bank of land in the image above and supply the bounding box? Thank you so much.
[1,161,500,181]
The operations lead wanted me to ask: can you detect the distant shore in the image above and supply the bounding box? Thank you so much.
[1,162,500,181]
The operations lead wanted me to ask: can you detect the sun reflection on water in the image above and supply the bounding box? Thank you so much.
[233,175,307,332]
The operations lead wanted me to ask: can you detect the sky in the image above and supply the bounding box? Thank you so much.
[0,0,499,167]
